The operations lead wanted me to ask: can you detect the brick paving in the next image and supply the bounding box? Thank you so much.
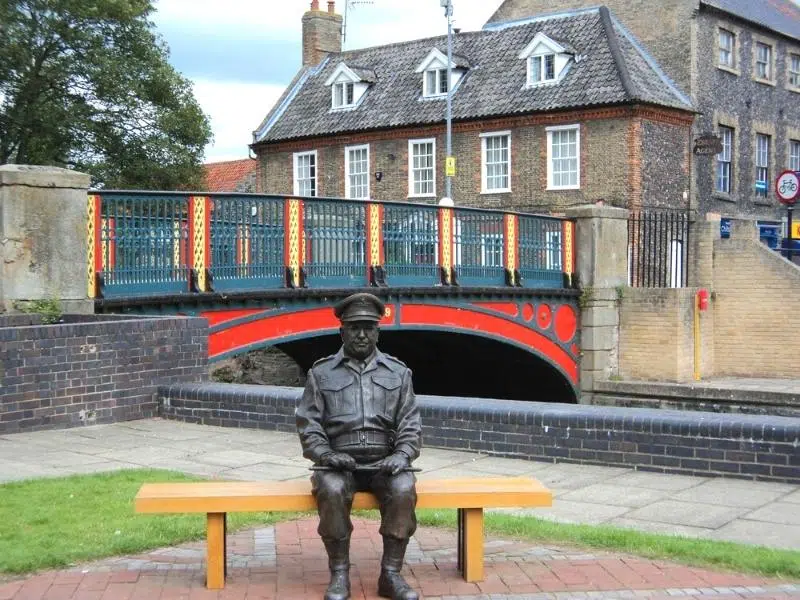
[1,518,797,600]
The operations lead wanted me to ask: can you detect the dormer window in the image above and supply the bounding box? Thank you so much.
[518,32,573,88]
[425,68,449,96]
[530,54,556,84]
[416,48,469,99]
[325,62,375,111]
[334,82,354,108]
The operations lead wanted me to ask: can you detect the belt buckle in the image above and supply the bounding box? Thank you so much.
[359,432,366,446]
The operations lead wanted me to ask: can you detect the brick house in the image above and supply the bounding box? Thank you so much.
[251,1,695,213]
[488,0,800,222]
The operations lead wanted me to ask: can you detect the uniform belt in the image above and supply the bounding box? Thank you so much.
[331,431,392,448]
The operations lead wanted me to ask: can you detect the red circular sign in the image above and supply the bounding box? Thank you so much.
[776,170,800,205]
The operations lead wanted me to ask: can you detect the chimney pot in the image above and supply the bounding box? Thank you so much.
[310,0,319,10]
[327,1,335,13]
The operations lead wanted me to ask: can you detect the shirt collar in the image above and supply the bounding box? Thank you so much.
[333,346,392,371]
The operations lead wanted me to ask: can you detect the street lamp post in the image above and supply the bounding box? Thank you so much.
[440,0,454,206]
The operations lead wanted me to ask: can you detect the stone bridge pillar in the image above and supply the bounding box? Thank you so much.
[0,165,92,314]
[565,204,629,402]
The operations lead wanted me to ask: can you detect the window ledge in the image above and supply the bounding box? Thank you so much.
[408,194,437,199]
[525,79,560,89]
[547,185,581,191]
[753,77,776,87]
[330,105,357,112]
[788,86,800,94]
[753,200,773,206]
[712,192,736,203]
[480,189,512,195]
[717,64,740,76]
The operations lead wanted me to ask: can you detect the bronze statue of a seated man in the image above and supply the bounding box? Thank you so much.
[296,292,421,600]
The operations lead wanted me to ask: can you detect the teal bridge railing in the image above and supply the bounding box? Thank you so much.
[86,191,576,299]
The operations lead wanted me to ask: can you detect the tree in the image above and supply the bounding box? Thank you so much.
[0,0,212,189]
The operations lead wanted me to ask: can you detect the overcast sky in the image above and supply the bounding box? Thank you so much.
[151,0,505,163]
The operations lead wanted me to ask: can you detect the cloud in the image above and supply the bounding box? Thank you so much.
[191,79,285,162]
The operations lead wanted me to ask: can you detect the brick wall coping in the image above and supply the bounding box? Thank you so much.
[159,383,800,482]
[593,379,800,410]
[0,314,204,339]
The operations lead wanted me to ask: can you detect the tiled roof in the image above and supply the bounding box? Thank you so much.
[203,159,257,193]
[254,6,692,145]
[701,0,800,41]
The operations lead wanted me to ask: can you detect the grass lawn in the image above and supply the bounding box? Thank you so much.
[1,469,798,580]
[0,469,308,575]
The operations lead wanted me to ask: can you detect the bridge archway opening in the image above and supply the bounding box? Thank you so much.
[276,330,576,404]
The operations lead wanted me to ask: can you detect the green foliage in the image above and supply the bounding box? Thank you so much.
[414,509,800,579]
[0,0,212,190]
[578,286,595,309]
[0,469,306,574]
[13,298,62,324]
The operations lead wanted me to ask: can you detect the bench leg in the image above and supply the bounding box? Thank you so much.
[457,508,484,582]
[207,512,226,589]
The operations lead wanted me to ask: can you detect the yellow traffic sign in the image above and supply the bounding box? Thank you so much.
[791,222,800,239]
[446,156,456,177]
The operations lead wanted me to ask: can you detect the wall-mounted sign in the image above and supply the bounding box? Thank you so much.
[693,134,723,155]
[446,156,456,177]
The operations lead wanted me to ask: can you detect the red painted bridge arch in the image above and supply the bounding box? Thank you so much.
[202,299,579,387]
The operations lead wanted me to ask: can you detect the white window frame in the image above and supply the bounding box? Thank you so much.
[480,233,504,268]
[789,54,800,90]
[718,28,735,68]
[669,240,684,288]
[716,127,733,194]
[755,42,773,81]
[546,125,581,190]
[480,131,511,193]
[293,150,317,197]
[528,54,556,85]
[345,144,370,199]
[790,139,800,172]
[408,138,436,198]
[333,81,355,109]
[755,133,770,198]
[423,68,449,97]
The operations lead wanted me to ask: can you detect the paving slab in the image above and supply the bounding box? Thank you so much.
[604,471,706,492]
[606,517,713,538]
[559,483,672,508]
[622,501,752,529]
[500,499,631,525]
[710,519,800,551]
[741,502,800,526]
[671,481,792,509]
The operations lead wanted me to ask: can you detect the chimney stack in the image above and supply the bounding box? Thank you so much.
[302,0,343,66]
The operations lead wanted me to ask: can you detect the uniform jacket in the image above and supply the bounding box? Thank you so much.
[296,347,421,464]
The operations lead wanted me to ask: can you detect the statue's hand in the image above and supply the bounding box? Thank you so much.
[320,452,356,471]
[379,452,409,475]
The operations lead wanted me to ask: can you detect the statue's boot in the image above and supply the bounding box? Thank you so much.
[377,536,418,600]
[323,538,351,600]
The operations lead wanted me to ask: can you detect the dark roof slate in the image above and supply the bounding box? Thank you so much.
[701,0,800,41]
[255,7,692,144]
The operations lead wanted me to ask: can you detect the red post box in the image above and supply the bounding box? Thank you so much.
[697,289,709,311]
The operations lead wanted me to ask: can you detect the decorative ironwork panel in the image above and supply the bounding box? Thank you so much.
[209,195,284,290]
[453,209,505,286]
[382,203,439,285]
[99,193,189,296]
[303,198,367,286]
[517,215,565,288]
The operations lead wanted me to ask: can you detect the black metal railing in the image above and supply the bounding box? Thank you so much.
[628,208,690,288]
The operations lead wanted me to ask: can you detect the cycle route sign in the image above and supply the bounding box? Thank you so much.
[776,170,800,205]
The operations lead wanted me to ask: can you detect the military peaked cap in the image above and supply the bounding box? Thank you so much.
[334,293,385,322]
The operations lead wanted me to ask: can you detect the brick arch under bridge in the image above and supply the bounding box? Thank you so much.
[197,293,580,402]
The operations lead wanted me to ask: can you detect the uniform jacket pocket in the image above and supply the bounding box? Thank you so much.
[320,376,356,418]
[372,374,401,417]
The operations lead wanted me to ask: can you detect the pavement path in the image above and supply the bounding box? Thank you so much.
[1,419,799,600]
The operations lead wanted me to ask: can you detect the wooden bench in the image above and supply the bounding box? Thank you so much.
[135,476,552,589]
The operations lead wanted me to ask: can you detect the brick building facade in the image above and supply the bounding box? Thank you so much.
[252,2,695,213]
[489,0,800,220]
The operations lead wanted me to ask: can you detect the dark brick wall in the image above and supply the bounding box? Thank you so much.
[159,383,800,483]
[0,315,208,433]
[642,120,690,207]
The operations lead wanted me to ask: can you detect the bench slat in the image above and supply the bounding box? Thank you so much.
[135,477,552,513]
